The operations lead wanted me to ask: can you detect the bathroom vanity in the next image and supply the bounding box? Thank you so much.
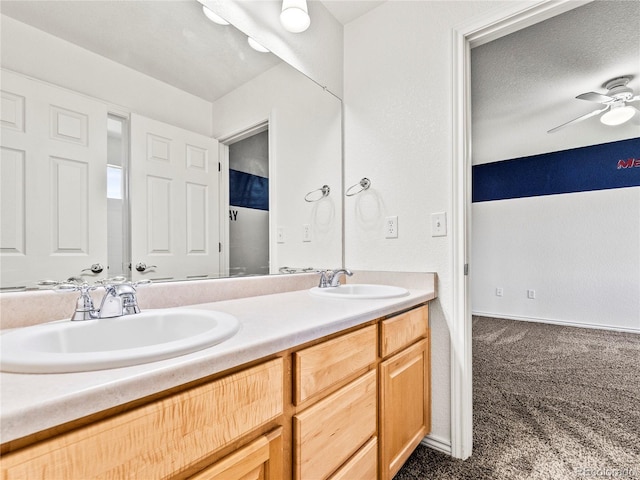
[0,274,435,479]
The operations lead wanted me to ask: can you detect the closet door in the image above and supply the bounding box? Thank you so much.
[129,114,220,282]
[1,70,108,289]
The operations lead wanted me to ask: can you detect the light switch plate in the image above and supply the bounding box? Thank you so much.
[277,227,285,244]
[431,212,447,237]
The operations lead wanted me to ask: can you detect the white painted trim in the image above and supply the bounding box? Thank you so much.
[472,311,640,334]
[421,434,452,455]
[450,0,594,461]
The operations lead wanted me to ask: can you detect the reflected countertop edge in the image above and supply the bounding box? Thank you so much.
[0,278,436,445]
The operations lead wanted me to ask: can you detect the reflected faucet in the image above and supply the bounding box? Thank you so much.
[318,269,353,288]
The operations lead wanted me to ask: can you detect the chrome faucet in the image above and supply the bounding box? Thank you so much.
[318,269,353,288]
[58,279,150,320]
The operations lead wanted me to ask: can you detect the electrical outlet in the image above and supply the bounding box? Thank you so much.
[431,212,447,237]
[303,224,312,242]
[277,227,285,244]
[496,287,503,297]
[385,216,398,238]
[527,289,536,299]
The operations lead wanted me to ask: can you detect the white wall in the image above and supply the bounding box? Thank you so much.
[344,0,513,450]
[0,15,212,135]
[472,188,640,332]
[211,62,343,272]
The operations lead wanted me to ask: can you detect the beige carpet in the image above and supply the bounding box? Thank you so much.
[394,316,640,479]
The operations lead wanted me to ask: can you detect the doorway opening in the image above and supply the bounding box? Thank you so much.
[222,123,270,277]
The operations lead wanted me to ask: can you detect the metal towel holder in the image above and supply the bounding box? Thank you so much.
[305,185,331,202]
[346,178,371,196]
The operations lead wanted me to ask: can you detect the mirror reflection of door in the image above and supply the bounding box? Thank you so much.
[228,130,269,277]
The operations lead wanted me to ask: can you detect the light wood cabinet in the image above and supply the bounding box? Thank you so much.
[329,437,378,480]
[294,324,376,405]
[294,370,377,480]
[379,305,430,480]
[1,303,431,480]
[189,427,283,480]
[1,359,284,480]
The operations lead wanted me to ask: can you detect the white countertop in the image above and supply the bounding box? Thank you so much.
[0,286,434,444]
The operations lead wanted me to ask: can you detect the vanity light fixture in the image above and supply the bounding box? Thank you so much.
[280,0,310,33]
[248,37,270,53]
[600,104,636,126]
[202,5,229,25]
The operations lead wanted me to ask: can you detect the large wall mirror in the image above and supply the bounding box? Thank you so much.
[0,0,343,291]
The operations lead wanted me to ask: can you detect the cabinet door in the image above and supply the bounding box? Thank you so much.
[189,427,282,480]
[379,338,430,480]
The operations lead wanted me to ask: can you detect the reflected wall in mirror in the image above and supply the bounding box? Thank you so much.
[0,0,342,290]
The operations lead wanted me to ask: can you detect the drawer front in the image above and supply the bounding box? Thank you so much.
[294,370,377,480]
[294,324,376,404]
[380,305,428,358]
[1,359,284,480]
[189,427,283,480]
[329,437,378,480]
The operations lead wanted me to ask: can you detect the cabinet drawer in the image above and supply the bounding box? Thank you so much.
[294,324,376,404]
[294,370,377,480]
[189,427,283,480]
[329,437,377,480]
[1,359,284,480]
[380,305,428,358]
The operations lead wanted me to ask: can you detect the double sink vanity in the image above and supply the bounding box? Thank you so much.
[0,271,436,479]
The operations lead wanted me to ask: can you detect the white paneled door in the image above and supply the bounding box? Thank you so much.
[0,70,108,289]
[129,114,220,282]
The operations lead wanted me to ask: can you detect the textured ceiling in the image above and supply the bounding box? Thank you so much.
[472,0,640,164]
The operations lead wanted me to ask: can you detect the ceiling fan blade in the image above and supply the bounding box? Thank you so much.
[547,106,609,134]
[628,95,640,103]
[576,92,614,103]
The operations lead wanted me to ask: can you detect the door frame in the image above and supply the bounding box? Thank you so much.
[449,0,593,460]
[218,118,271,277]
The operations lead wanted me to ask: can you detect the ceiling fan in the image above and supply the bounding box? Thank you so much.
[547,76,640,133]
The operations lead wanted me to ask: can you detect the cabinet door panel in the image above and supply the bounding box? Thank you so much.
[380,338,429,480]
[294,370,377,480]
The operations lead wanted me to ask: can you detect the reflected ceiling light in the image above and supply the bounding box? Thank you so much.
[248,37,269,53]
[280,0,310,33]
[202,5,229,25]
[600,104,636,126]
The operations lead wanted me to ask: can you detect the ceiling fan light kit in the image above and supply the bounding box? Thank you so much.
[548,76,640,133]
[601,104,636,126]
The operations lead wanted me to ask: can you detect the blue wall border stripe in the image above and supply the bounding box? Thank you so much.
[472,137,640,203]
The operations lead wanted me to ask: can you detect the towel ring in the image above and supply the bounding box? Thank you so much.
[346,178,371,196]
[305,185,330,202]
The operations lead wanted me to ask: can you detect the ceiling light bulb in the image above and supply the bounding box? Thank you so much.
[600,105,635,126]
[202,5,229,25]
[247,37,269,53]
[280,0,310,33]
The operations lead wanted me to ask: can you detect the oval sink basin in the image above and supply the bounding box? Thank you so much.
[309,284,409,299]
[0,309,240,374]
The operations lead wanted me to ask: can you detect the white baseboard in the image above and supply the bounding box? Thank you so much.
[420,433,452,455]
[472,311,640,334]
